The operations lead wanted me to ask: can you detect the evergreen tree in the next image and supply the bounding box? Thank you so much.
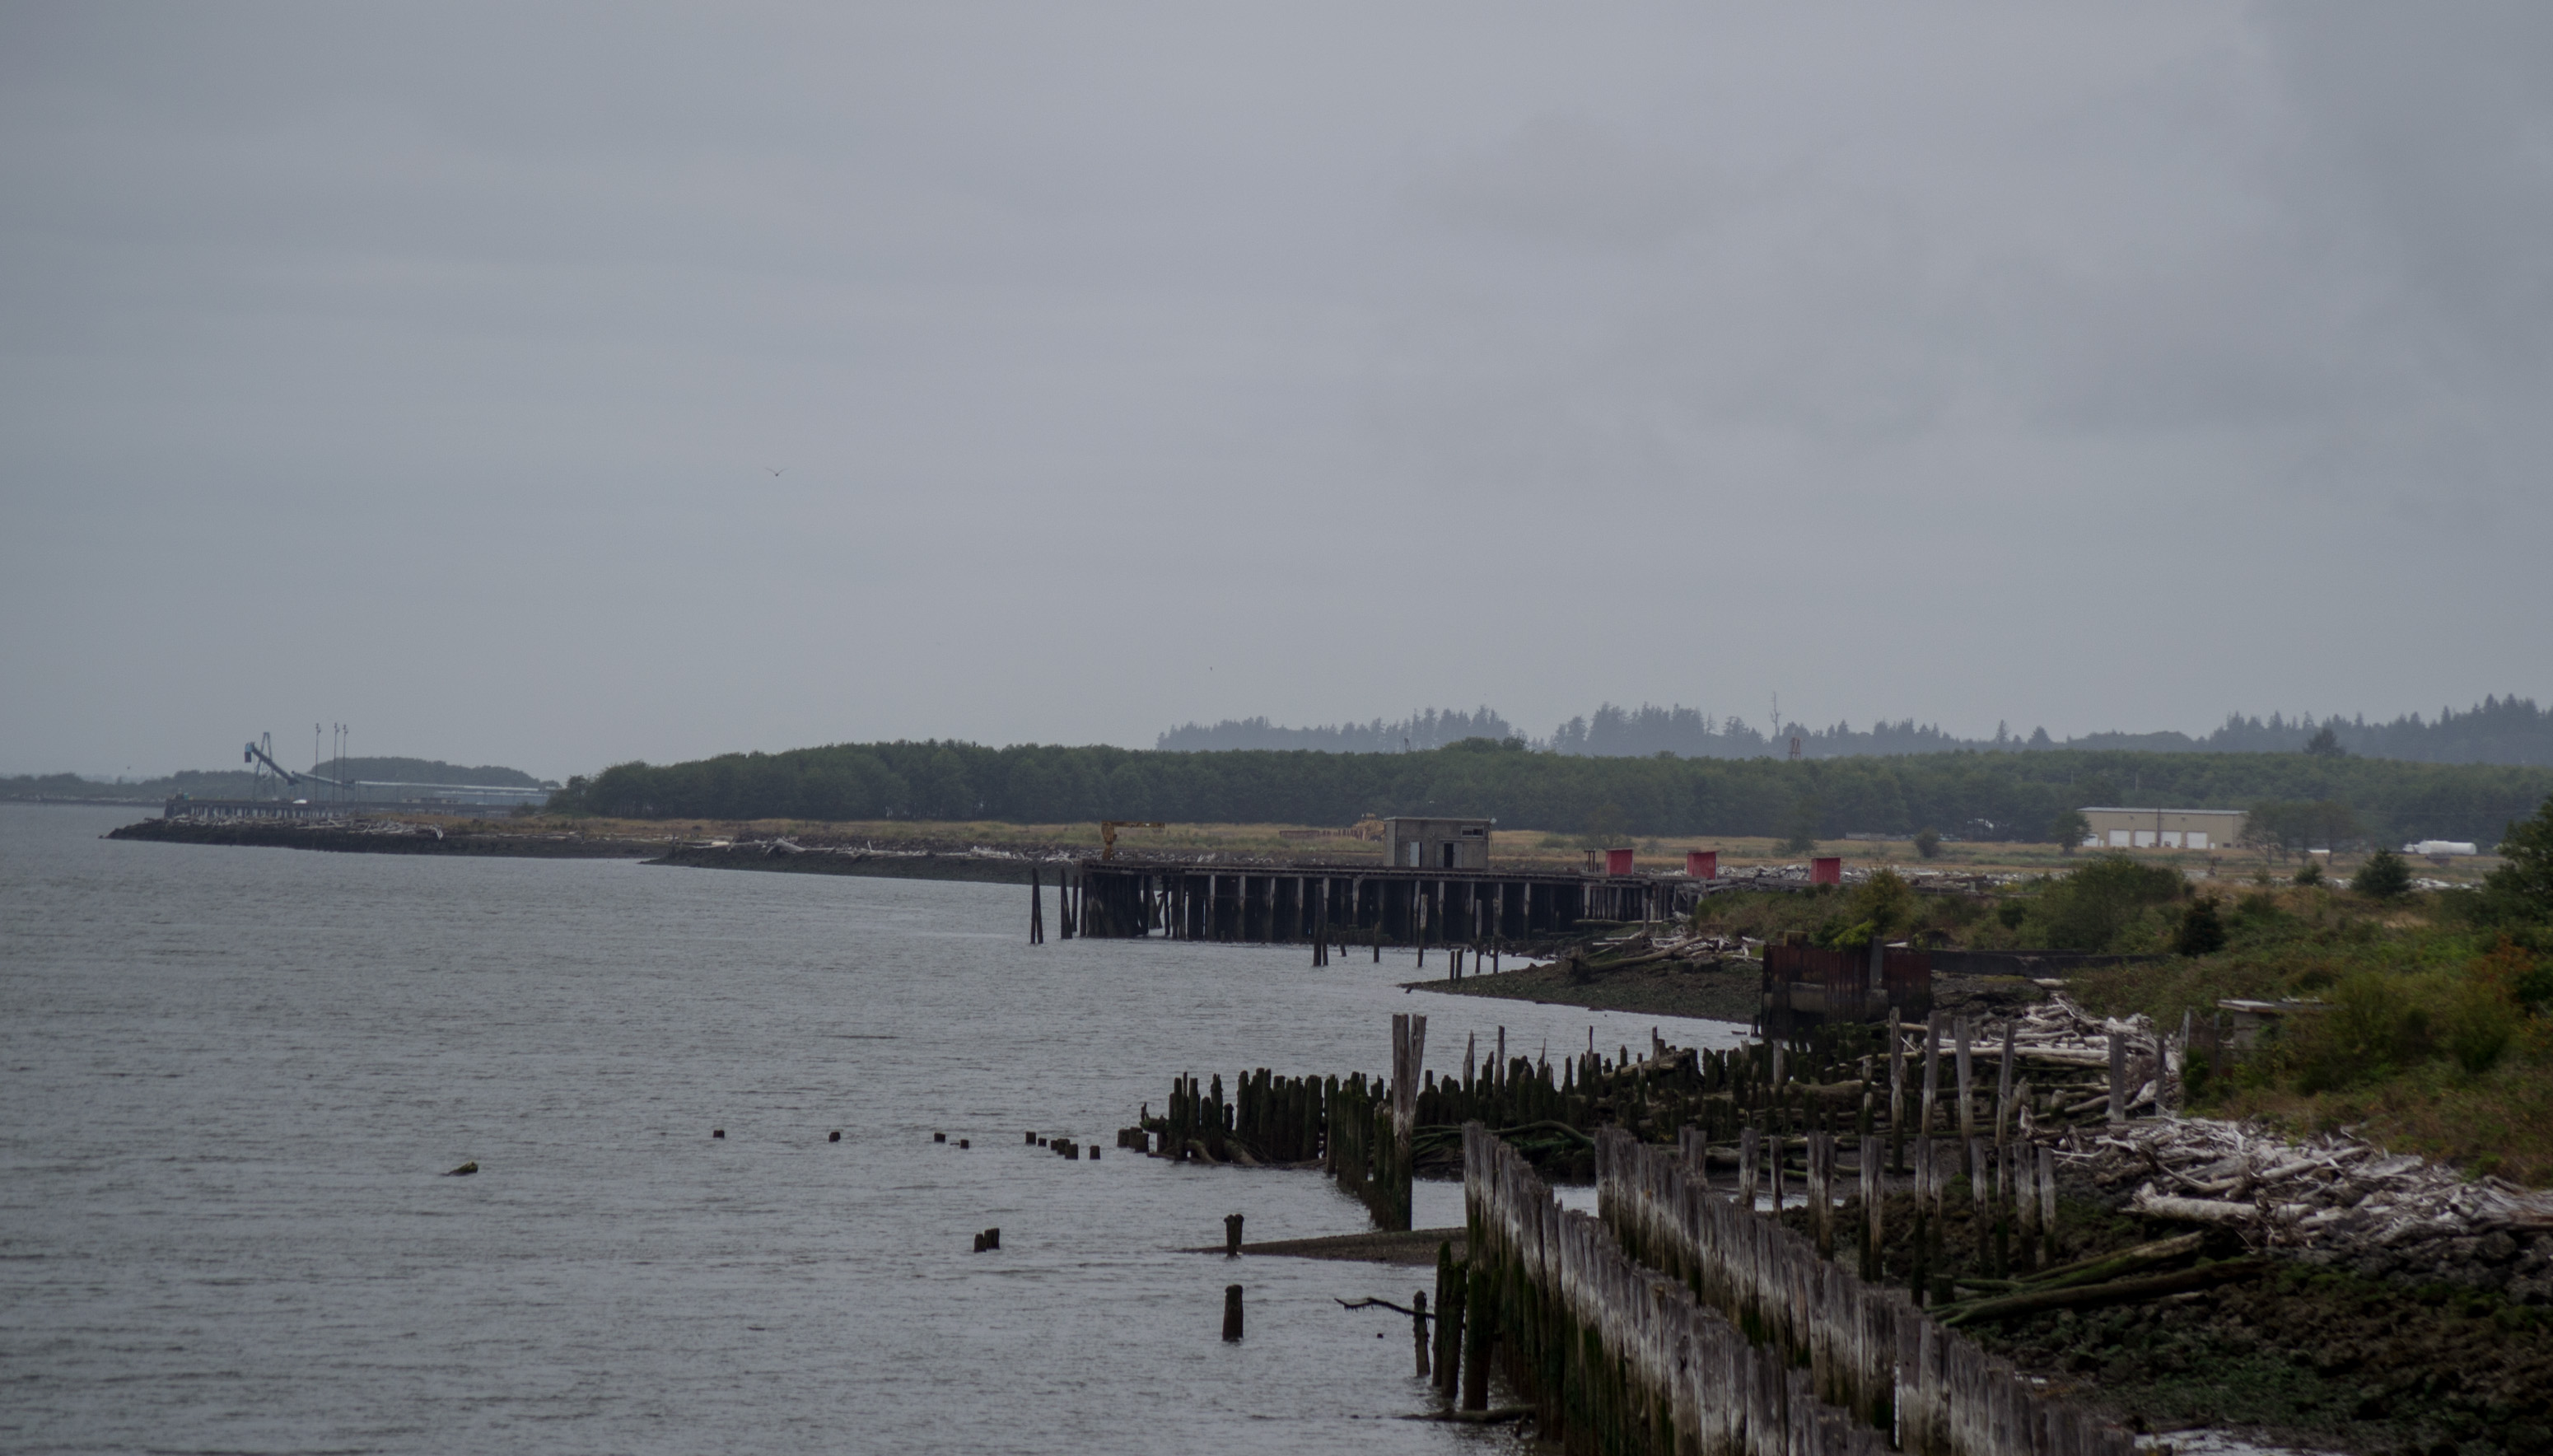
[2173,896,2229,956]
[2352,848,2413,900]
[2479,791,2553,922]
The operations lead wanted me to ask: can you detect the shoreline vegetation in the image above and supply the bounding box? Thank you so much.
[545,739,2553,850]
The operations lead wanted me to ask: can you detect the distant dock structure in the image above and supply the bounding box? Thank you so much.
[1070,859,1698,944]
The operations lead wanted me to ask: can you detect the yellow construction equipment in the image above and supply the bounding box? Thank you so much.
[1099,820,1166,860]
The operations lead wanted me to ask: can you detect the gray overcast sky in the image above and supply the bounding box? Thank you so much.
[4,3,2548,779]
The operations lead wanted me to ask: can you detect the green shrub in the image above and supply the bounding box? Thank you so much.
[2295,859,2324,887]
[2353,848,2413,900]
[2022,855,2187,952]
[1815,868,1923,949]
[2288,972,2432,1091]
[2440,978,2515,1075]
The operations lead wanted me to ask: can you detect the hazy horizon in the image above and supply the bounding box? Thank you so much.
[7,4,2549,782]
[15,691,2549,782]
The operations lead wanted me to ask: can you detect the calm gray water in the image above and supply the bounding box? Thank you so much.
[0,804,1748,1455]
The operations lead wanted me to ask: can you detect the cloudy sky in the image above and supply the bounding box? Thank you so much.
[4,3,2547,779]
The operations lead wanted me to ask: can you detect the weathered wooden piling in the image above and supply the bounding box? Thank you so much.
[1954,1015,1975,1139]
[1809,1132,1834,1258]
[1861,1132,1882,1280]
[1921,1011,1942,1136]
[1412,1289,1431,1377]
[1223,1284,1244,1341]
[2016,1134,2040,1253]
[1461,1258,1493,1411]
[1029,867,1044,945]
[1224,1213,1244,1258]
[1969,1136,1989,1230]
[1433,1240,1463,1396]
[1888,1007,1907,1174]
[1995,1020,2017,1137]
[2037,1146,2061,1262]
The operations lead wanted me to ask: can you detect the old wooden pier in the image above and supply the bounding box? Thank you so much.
[1068,861,1697,944]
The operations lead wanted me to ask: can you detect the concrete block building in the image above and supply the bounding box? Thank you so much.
[1382,817,1494,870]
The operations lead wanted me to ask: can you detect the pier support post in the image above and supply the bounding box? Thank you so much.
[1956,1015,1975,1139]
[1461,1259,1492,1411]
[1921,1011,1942,1136]
[1862,1131,1883,1280]
[1222,1285,1244,1342]
[2039,1145,2061,1262]
[1888,1007,1907,1174]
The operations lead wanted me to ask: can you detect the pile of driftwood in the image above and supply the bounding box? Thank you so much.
[2000,994,2172,1117]
[2069,1117,2553,1246]
[1909,996,2553,1295]
[1552,930,1746,982]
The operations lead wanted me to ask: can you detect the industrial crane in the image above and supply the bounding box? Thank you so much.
[243,739,348,792]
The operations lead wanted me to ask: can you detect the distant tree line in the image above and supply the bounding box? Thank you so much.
[1156,695,2553,767]
[550,738,2553,847]
[1155,706,1519,754]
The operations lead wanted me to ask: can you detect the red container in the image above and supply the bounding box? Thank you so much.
[1605,847,1636,876]
[1687,850,1718,879]
[1809,856,1842,885]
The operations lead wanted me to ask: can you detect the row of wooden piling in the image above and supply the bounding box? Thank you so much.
[1132,1008,2125,1258]
[1467,1122,1897,1456]
[1585,1127,2138,1456]
[1027,867,1076,944]
[1127,1020,1431,1230]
